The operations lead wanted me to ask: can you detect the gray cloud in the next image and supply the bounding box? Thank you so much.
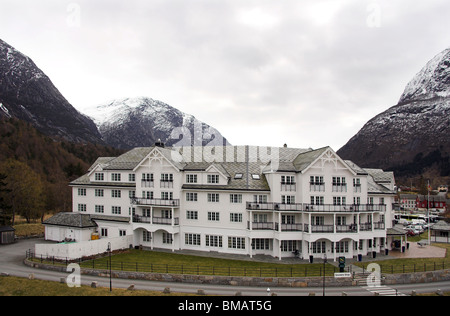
[1,0,450,150]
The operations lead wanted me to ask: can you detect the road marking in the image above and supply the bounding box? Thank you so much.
[362,285,407,296]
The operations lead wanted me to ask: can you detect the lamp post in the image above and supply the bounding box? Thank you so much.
[323,254,327,297]
[107,242,112,292]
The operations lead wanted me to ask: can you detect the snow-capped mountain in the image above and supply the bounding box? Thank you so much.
[399,48,450,104]
[338,48,450,178]
[84,97,230,149]
[0,39,102,144]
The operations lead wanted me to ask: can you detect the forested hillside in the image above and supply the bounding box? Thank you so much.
[0,118,124,224]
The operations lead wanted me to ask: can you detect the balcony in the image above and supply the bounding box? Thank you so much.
[309,182,325,192]
[131,197,180,207]
[280,182,296,192]
[246,202,303,211]
[246,202,386,213]
[133,215,179,226]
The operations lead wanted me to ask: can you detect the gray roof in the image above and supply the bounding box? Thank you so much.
[431,220,450,231]
[71,145,395,193]
[43,212,129,228]
[0,226,15,233]
[387,227,407,236]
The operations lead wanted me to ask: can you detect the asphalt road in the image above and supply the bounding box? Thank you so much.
[1,238,450,296]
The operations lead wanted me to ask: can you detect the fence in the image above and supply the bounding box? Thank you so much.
[359,261,450,274]
[26,251,348,278]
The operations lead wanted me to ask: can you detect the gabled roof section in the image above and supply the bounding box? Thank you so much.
[292,147,329,172]
[133,146,186,172]
[205,164,230,179]
[293,147,357,175]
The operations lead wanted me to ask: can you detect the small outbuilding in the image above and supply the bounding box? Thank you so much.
[0,226,16,244]
[430,220,450,243]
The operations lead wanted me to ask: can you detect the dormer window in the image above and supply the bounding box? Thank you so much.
[94,173,104,181]
[207,174,219,184]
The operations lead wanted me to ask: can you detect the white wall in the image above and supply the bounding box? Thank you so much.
[35,235,133,260]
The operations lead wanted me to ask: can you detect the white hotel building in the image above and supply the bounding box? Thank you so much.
[47,143,397,261]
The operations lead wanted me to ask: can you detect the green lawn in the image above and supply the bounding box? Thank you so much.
[79,249,338,277]
[355,243,450,274]
[0,276,194,296]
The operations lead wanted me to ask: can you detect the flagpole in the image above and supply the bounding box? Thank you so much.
[428,180,431,246]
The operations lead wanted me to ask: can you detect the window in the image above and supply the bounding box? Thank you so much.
[163,233,173,244]
[281,195,295,204]
[311,196,324,205]
[101,228,108,237]
[228,237,246,249]
[280,240,296,252]
[312,241,326,254]
[207,174,219,184]
[161,192,173,200]
[185,233,201,246]
[142,173,154,182]
[128,174,136,182]
[208,212,220,221]
[253,239,271,250]
[111,173,121,182]
[161,173,173,182]
[335,241,349,253]
[119,230,126,237]
[312,216,324,226]
[253,195,268,203]
[129,190,136,198]
[186,174,197,183]
[310,176,324,185]
[251,174,260,180]
[336,216,347,225]
[95,205,104,213]
[143,231,151,242]
[230,213,243,223]
[253,213,268,223]
[282,215,295,224]
[142,191,153,199]
[281,176,295,184]
[111,189,121,198]
[78,188,86,196]
[234,173,243,179]
[230,194,242,203]
[95,189,104,197]
[94,173,104,181]
[186,210,198,220]
[78,204,86,212]
[161,210,172,219]
[112,206,121,215]
[332,176,347,192]
[207,193,220,203]
[186,192,198,202]
[205,235,223,247]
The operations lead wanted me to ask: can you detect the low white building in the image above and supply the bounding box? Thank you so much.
[50,143,397,261]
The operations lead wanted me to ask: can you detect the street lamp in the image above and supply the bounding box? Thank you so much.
[107,242,112,292]
[323,254,327,297]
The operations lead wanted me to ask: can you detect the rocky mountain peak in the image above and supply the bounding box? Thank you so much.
[0,38,102,144]
[84,97,230,149]
[399,48,450,105]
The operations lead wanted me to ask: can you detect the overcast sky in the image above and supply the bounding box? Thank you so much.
[1,0,450,150]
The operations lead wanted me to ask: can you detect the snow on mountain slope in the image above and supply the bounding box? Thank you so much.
[0,38,102,144]
[84,97,230,149]
[338,47,450,178]
[399,48,450,104]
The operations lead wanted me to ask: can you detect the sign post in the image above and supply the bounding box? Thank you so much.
[338,256,346,272]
